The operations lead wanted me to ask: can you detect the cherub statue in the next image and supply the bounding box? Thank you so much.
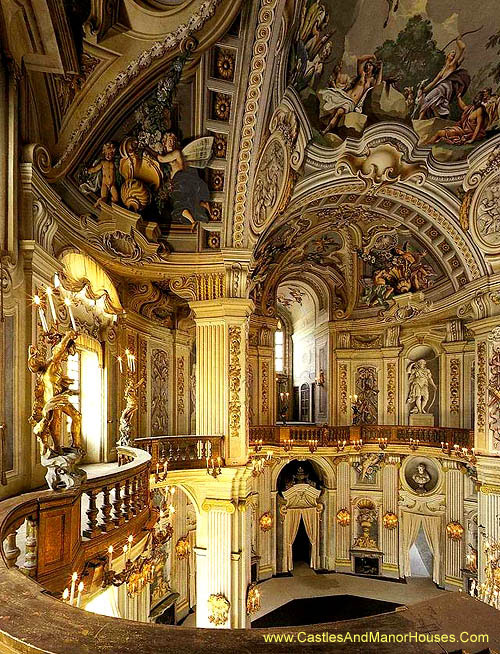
[118,376,145,446]
[82,142,119,208]
[156,133,214,230]
[28,330,82,457]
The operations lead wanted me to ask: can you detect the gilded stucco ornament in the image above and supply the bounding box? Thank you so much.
[336,144,426,194]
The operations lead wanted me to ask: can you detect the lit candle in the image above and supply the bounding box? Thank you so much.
[76,581,84,608]
[117,356,123,373]
[107,545,113,569]
[33,295,49,332]
[62,588,69,603]
[64,297,76,330]
[123,544,128,561]
[163,459,168,474]
[46,287,57,323]
[130,354,135,372]
[53,273,61,288]
[69,571,78,606]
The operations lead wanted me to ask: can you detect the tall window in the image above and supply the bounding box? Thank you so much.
[275,329,284,373]
[66,345,103,463]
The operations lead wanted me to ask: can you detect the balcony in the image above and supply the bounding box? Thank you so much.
[134,435,225,471]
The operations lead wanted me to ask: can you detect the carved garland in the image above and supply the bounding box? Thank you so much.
[151,349,169,436]
[177,357,185,415]
[261,362,269,415]
[386,362,396,415]
[232,0,281,247]
[339,364,348,415]
[228,326,242,439]
[477,341,487,430]
[488,346,500,449]
[449,358,460,415]
[140,340,147,412]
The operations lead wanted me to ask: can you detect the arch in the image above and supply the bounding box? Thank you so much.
[271,455,336,492]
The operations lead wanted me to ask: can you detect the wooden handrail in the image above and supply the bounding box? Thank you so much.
[249,424,474,448]
[134,435,225,470]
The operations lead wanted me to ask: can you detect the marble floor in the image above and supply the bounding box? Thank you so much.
[181,563,447,628]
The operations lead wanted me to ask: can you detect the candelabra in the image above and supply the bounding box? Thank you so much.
[440,441,476,463]
[409,437,419,451]
[251,457,265,477]
[352,438,363,451]
[254,439,263,453]
[308,439,318,454]
[283,438,294,452]
[336,439,346,453]
[152,459,169,483]
[377,437,388,450]
[61,571,85,607]
[207,456,222,478]
[279,391,290,425]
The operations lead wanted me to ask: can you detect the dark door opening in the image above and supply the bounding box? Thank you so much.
[292,518,311,565]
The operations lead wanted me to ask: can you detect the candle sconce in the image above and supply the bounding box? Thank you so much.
[279,391,290,425]
[377,437,388,450]
[336,439,346,453]
[352,439,363,452]
[254,439,263,453]
[207,456,222,478]
[283,439,294,453]
[308,439,318,454]
[409,438,419,451]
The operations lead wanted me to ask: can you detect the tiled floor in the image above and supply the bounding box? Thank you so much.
[181,562,447,627]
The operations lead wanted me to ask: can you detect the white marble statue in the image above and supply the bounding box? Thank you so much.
[407,359,436,414]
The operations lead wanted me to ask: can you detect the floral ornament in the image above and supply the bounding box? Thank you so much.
[259,512,273,532]
[207,233,220,249]
[210,202,222,221]
[213,93,231,121]
[382,511,398,530]
[214,134,227,159]
[208,169,224,192]
[446,521,465,541]
[336,508,350,526]
[246,583,261,615]
[208,593,230,625]
[175,536,191,560]
[216,48,235,81]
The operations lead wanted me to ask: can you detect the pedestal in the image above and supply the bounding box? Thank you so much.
[409,413,434,427]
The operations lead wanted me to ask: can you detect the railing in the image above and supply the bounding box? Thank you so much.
[134,435,225,470]
[250,424,474,449]
[0,446,152,593]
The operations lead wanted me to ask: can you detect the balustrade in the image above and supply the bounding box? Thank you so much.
[135,435,225,471]
[250,424,473,449]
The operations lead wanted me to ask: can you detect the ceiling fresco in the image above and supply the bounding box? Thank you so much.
[288,0,500,160]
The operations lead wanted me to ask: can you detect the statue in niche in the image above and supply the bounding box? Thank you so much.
[407,359,436,414]
[411,462,431,493]
[118,376,145,446]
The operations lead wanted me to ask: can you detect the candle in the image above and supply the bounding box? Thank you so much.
[123,544,128,561]
[163,459,168,474]
[46,287,57,323]
[69,571,78,606]
[53,273,60,288]
[62,588,69,602]
[117,356,123,373]
[76,581,84,608]
[64,297,76,330]
[34,295,49,332]
[107,545,113,569]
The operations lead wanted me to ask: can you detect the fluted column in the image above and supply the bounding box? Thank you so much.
[335,460,351,571]
[190,299,254,465]
[477,457,500,590]
[248,314,276,426]
[443,460,464,589]
[381,456,400,577]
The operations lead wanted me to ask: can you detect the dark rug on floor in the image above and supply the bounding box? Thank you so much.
[251,594,403,628]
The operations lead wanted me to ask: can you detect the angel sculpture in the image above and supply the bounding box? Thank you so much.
[352,452,384,481]
[118,376,145,447]
[28,330,86,490]
[79,142,121,208]
[156,133,214,230]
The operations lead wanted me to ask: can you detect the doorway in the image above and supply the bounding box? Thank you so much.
[292,518,311,566]
[409,527,433,577]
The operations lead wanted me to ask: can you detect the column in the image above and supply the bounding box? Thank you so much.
[477,457,500,592]
[381,456,400,577]
[335,460,351,571]
[190,299,253,465]
[256,464,273,579]
[443,460,464,589]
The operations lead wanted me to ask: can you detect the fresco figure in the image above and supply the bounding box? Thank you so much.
[156,133,214,230]
[417,36,470,119]
[320,55,383,134]
[426,92,487,145]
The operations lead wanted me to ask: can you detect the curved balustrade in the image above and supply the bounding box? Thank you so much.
[134,435,225,470]
[250,424,474,449]
[0,446,152,594]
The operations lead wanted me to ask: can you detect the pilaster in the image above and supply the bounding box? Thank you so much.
[381,456,400,577]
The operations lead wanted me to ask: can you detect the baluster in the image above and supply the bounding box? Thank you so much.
[130,476,138,516]
[113,482,124,526]
[24,516,38,577]
[4,531,20,568]
[122,478,131,521]
[83,490,100,539]
[100,486,113,533]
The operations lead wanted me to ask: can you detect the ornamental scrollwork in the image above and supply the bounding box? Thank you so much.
[151,349,169,436]
[228,326,242,439]
[339,363,348,415]
[477,341,487,431]
[449,358,460,415]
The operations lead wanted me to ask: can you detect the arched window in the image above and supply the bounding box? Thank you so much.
[275,328,284,373]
